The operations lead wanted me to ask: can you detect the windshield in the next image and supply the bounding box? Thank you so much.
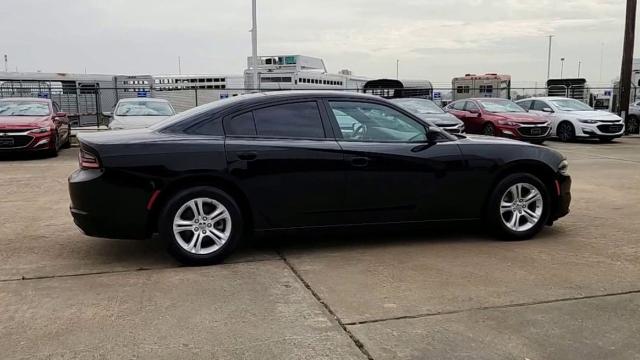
[549,99,593,111]
[0,101,50,116]
[392,98,445,114]
[477,99,526,113]
[115,101,174,116]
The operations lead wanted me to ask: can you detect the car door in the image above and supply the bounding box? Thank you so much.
[224,99,346,229]
[323,99,465,224]
[462,100,484,133]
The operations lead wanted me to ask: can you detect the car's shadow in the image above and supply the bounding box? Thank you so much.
[0,151,56,161]
[251,221,498,255]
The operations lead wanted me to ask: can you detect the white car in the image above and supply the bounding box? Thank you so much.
[105,98,175,130]
[516,97,625,142]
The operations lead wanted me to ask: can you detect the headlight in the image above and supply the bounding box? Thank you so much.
[558,160,569,176]
[28,127,51,134]
[578,119,599,124]
[497,120,520,126]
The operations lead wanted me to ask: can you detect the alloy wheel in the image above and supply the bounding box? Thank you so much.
[173,197,232,255]
[500,183,543,232]
[483,124,495,136]
[558,123,572,142]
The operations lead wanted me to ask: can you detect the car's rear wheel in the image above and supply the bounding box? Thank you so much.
[488,173,550,240]
[159,186,243,265]
[482,123,496,136]
[557,121,575,142]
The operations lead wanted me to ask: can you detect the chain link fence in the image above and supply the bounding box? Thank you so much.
[1,84,638,134]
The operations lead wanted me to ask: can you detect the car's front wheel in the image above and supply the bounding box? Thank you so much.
[556,121,575,142]
[482,123,496,136]
[159,186,243,265]
[488,173,550,240]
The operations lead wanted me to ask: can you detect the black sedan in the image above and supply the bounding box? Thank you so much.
[69,91,571,265]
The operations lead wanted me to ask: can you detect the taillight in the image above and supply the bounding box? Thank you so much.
[79,149,101,169]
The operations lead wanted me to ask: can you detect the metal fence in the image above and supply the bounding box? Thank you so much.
[1,85,638,134]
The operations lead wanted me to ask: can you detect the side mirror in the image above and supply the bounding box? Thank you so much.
[542,107,554,113]
[102,111,113,117]
[54,112,66,118]
[426,129,441,144]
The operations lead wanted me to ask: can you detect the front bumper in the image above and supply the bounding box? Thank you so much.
[438,124,465,134]
[551,174,571,221]
[498,124,551,141]
[575,122,625,138]
[0,130,54,152]
[68,168,153,239]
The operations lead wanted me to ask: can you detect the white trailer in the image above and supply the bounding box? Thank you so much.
[452,73,512,100]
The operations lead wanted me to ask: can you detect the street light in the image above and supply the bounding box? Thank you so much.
[560,58,565,78]
[577,60,582,77]
[396,59,399,80]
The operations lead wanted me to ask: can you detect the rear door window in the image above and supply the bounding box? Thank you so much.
[253,101,325,138]
[225,112,256,136]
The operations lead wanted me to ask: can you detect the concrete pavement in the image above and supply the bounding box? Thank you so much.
[1,137,639,359]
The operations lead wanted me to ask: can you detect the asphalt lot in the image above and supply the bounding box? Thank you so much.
[1,137,639,359]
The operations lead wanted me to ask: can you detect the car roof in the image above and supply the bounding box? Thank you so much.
[0,97,51,103]
[518,97,570,101]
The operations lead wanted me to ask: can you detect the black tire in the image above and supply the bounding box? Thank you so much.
[556,121,575,142]
[482,123,496,136]
[61,125,72,149]
[626,115,638,135]
[46,132,59,157]
[598,136,615,143]
[487,173,551,240]
[159,186,243,265]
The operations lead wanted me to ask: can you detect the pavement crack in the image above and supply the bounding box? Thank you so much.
[276,249,374,360]
[343,288,640,326]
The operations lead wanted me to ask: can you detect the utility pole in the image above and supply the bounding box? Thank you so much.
[560,58,565,78]
[3,54,7,72]
[599,42,604,82]
[178,56,182,75]
[578,61,582,77]
[546,35,554,80]
[251,0,259,91]
[396,59,399,80]
[618,0,636,119]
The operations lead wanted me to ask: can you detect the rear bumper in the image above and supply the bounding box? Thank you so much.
[68,168,153,240]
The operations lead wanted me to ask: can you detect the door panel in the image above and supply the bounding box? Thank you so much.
[337,141,465,224]
[226,138,345,229]
[324,99,466,224]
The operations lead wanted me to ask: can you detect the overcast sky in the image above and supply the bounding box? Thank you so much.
[1,0,637,85]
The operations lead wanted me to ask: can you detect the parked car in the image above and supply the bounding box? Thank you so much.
[516,97,625,142]
[626,100,640,134]
[390,98,465,134]
[105,98,175,130]
[0,98,71,156]
[69,91,571,265]
[445,98,550,144]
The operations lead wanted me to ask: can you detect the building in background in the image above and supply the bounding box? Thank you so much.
[243,55,368,90]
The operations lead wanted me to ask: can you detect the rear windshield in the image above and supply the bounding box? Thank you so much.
[0,101,50,116]
[150,93,265,130]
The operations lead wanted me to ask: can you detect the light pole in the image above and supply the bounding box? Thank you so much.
[396,59,399,80]
[546,35,554,79]
[577,60,582,77]
[251,0,259,91]
[560,58,565,78]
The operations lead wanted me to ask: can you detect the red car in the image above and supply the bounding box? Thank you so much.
[0,98,71,156]
[445,98,551,143]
